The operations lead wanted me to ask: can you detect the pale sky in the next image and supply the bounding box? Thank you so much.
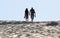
[0,0,60,21]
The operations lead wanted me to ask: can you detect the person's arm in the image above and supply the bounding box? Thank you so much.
[24,12,25,18]
[34,10,36,17]
[34,13,36,17]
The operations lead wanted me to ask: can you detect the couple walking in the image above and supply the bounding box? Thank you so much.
[24,7,36,22]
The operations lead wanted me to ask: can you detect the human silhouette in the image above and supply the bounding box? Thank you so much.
[24,8,29,22]
[30,7,36,22]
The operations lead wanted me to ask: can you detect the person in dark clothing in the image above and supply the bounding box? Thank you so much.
[24,8,29,21]
[30,7,36,22]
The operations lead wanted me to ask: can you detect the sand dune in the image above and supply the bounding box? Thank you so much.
[0,21,60,38]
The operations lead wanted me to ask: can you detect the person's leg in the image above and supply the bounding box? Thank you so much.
[31,18,33,22]
[25,16,29,22]
[25,18,28,22]
[31,15,34,22]
[26,19,28,22]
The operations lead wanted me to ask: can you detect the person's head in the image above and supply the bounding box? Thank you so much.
[26,8,28,10]
[31,7,33,9]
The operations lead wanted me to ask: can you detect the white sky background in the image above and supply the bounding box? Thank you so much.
[0,0,60,21]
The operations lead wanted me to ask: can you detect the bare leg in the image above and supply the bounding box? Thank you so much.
[31,18,33,22]
[26,19,28,22]
[25,18,28,22]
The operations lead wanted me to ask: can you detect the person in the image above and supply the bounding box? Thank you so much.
[30,7,36,22]
[24,8,29,22]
